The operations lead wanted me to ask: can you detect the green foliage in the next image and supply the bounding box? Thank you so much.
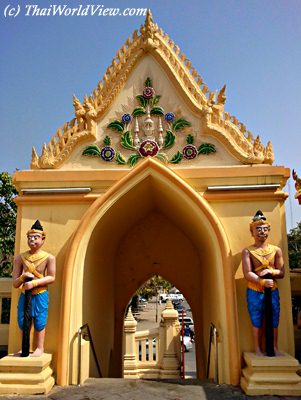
[163,130,175,149]
[198,143,216,155]
[136,276,172,300]
[0,172,17,277]
[120,131,136,151]
[128,154,141,167]
[136,95,147,108]
[107,120,124,132]
[82,145,101,157]
[155,153,168,163]
[172,118,191,132]
[170,151,183,164]
[116,152,127,165]
[151,95,161,106]
[132,107,146,117]
[288,222,301,269]
[186,134,194,145]
[145,77,152,87]
[103,136,111,146]
[150,106,165,116]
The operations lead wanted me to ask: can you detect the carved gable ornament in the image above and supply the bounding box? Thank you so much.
[31,10,274,169]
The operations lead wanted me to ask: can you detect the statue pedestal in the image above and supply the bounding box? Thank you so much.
[0,353,54,395]
[241,352,301,396]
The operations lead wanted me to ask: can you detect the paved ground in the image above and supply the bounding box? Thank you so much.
[1,378,301,400]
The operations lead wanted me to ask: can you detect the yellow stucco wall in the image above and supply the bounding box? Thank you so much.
[10,160,291,386]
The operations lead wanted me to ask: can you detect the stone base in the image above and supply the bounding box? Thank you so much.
[241,351,301,396]
[0,353,54,395]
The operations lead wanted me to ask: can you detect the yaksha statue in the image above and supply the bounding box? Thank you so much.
[12,220,56,357]
[242,210,284,356]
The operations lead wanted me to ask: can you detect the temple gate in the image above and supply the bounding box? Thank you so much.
[3,10,300,396]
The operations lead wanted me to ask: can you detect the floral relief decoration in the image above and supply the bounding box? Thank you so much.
[82,77,216,166]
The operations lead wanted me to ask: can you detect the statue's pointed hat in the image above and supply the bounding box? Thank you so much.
[250,210,270,229]
[27,220,46,237]
[252,210,266,222]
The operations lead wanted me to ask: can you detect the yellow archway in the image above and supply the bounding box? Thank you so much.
[57,158,240,385]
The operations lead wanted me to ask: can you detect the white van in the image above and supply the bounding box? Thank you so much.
[178,316,194,332]
[160,292,184,302]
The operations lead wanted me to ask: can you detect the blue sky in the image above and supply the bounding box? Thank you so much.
[1,0,300,229]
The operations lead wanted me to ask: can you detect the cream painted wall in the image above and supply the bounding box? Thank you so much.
[10,160,290,386]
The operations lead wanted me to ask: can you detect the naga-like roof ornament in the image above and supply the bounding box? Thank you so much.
[31,9,274,169]
[292,169,301,204]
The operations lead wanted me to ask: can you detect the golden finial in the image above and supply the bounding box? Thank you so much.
[31,147,39,169]
[140,8,158,45]
[217,84,226,105]
[145,9,153,28]
[263,141,274,165]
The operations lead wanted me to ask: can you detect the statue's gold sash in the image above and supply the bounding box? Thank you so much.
[20,251,49,295]
[247,244,278,292]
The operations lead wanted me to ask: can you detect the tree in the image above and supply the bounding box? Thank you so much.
[136,276,172,300]
[287,221,301,269]
[0,172,17,276]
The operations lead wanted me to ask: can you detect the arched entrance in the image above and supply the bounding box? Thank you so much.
[57,158,240,385]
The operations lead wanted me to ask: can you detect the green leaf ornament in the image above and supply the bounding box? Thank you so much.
[163,130,175,149]
[103,136,111,146]
[120,131,136,151]
[151,95,161,106]
[150,106,165,116]
[82,145,101,157]
[186,134,194,144]
[128,154,142,167]
[145,77,152,87]
[172,118,191,132]
[132,107,146,117]
[198,143,216,155]
[107,120,124,132]
[136,95,147,108]
[116,152,127,165]
[170,151,183,164]
[155,153,168,163]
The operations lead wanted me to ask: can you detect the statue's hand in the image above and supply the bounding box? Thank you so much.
[263,279,274,288]
[23,281,34,291]
[23,272,34,279]
[258,269,271,277]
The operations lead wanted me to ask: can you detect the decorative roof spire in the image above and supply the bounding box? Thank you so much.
[140,8,158,46]
[145,9,154,29]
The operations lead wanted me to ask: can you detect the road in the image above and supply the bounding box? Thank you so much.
[135,297,196,379]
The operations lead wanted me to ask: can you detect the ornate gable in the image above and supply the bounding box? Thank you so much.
[31,10,274,169]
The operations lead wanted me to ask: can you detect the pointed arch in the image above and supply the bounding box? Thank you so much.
[57,158,240,385]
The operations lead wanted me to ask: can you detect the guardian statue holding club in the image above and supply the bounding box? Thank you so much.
[242,210,284,357]
[12,220,56,357]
